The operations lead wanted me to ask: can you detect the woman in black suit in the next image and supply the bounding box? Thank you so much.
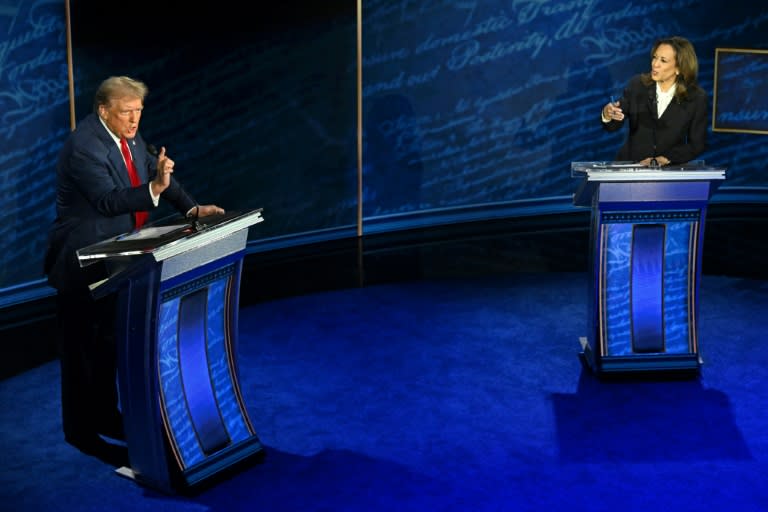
[602,36,707,166]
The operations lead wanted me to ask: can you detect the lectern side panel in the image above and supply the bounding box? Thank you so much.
[603,223,633,356]
[630,224,665,353]
[206,277,253,442]
[178,289,231,456]
[117,267,176,491]
[663,221,697,353]
[157,296,205,469]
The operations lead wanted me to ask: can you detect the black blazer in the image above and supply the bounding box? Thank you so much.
[45,113,197,292]
[603,74,707,164]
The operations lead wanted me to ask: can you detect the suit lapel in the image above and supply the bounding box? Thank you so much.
[659,95,684,121]
[129,139,149,182]
[87,114,133,188]
[647,85,659,120]
[87,114,150,186]
[108,142,133,188]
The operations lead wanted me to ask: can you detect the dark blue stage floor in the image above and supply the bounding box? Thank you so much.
[2,212,767,511]
[2,268,767,511]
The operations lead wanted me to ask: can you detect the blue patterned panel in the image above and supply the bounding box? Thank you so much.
[178,289,230,456]
[156,266,254,472]
[663,222,695,354]
[630,225,665,353]
[603,215,697,357]
[158,298,206,468]
[0,1,70,290]
[206,278,252,443]
[604,224,633,356]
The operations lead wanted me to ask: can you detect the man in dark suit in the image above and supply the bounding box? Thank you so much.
[601,36,707,166]
[44,76,224,462]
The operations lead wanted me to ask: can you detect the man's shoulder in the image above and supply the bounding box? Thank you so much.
[69,114,109,147]
[73,113,102,135]
[60,114,113,164]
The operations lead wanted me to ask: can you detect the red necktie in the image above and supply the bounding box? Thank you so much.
[119,138,149,229]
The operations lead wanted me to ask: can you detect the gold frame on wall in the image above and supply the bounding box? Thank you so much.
[712,47,768,135]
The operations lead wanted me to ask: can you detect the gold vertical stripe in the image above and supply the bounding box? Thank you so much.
[598,223,607,357]
[64,0,76,130]
[356,1,365,287]
[356,0,363,237]
[688,221,699,352]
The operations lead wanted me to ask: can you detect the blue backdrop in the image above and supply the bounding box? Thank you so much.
[1,0,767,300]
[360,0,768,224]
[0,0,69,297]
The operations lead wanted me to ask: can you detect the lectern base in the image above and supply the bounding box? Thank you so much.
[578,337,702,377]
[115,441,266,494]
[115,466,136,481]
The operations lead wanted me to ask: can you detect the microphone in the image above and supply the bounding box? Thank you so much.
[648,87,659,166]
[147,144,158,157]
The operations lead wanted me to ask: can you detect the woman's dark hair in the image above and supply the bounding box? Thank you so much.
[641,36,701,101]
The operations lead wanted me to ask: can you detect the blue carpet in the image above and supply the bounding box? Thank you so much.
[1,272,766,511]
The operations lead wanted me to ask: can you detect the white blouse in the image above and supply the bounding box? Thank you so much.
[656,83,676,117]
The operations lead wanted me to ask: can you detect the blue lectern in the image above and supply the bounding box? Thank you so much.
[77,209,265,493]
[572,163,726,375]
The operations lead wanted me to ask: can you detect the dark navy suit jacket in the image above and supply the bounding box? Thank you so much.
[603,74,707,164]
[45,113,196,292]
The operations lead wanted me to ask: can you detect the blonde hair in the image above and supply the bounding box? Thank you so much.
[93,76,149,112]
